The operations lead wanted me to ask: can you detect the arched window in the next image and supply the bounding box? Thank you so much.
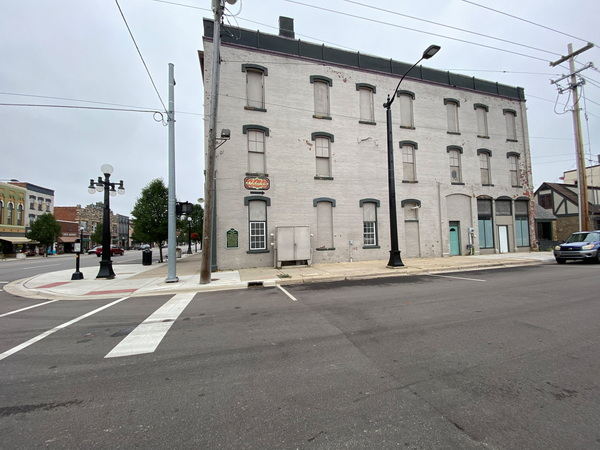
[243,125,270,175]
[0,200,3,224]
[312,132,334,179]
[17,204,23,226]
[314,198,335,250]
[356,83,375,124]
[244,196,270,252]
[359,199,380,247]
[7,202,14,225]
[242,64,268,111]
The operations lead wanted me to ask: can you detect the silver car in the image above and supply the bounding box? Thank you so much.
[554,231,600,264]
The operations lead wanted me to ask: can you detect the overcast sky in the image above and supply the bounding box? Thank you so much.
[2,0,599,216]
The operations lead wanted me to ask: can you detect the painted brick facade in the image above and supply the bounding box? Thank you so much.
[201,20,535,270]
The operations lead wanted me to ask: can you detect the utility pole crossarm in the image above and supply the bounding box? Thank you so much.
[549,42,594,67]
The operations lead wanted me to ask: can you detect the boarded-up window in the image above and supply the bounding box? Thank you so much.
[496,199,512,216]
[247,130,265,174]
[403,202,419,221]
[479,153,491,185]
[449,150,462,183]
[314,81,329,116]
[505,110,517,140]
[362,202,377,246]
[315,137,331,177]
[476,106,488,137]
[248,200,267,251]
[359,88,374,122]
[316,202,333,249]
[246,70,264,109]
[402,144,416,182]
[399,94,414,128]
[446,102,459,133]
[509,155,520,186]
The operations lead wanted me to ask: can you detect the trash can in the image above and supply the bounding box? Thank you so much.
[176,248,182,259]
[142,249,152,265]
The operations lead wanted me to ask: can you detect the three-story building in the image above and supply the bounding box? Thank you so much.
[200,17,535,270]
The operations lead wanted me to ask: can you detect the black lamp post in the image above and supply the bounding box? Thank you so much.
[88,164,125,279]
[384,44,440,268]
[187,216,193,254]
[71,227,84,280]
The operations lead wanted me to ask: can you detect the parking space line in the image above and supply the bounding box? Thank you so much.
[277,285,298,302]
[0,296,131,362]
[105,292,196,358]
[426,274,486,282]
[0,299,60,318]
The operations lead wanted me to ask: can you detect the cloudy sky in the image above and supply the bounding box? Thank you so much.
[2,0,599,216]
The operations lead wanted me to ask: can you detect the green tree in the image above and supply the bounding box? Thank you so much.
[131,179,168,262]
[26,213,61,257]
[91,223,103,246]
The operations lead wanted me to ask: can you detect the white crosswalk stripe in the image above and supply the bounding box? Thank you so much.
[105,293,196,358]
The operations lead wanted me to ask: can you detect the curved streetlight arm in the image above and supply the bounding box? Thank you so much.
[385,56,424,109]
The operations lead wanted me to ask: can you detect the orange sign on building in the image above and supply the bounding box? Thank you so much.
[244,177,270,190]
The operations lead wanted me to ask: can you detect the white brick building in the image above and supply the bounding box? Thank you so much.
[200,18,535,270]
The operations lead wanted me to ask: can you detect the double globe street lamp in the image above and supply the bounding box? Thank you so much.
[88,164,125,279]
[384,44,440,268]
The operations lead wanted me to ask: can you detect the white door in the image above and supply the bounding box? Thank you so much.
[294,226,311,260]
[498,225,509,253]
[276,227,295,261]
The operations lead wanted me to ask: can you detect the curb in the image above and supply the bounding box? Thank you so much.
[3,259,547,301]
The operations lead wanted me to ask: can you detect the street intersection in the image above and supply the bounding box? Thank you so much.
[1,260,600,448]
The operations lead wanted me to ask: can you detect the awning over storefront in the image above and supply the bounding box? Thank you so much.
[58,236,78,243]
[0,237,38,244]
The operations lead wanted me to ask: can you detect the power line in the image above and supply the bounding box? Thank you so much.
[0,91,203,117]
[339,0,562,57]
[115,0,167,112]
[447,69,562,76]
[281,0,551,63]
[0,102,162,114]
[460,0,595,45]
[146,0,359,51]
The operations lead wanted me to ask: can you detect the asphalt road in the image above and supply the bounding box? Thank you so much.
[0,250,150,283]
[1,263,599,448]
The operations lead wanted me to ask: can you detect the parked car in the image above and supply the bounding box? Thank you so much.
[95,245,125,257]
[554,230,600,264]
[88,246,101,255]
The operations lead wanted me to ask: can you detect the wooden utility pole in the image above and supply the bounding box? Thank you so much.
[200,0,224,284]
[550,43,594,231]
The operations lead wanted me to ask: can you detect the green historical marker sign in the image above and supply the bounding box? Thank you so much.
[226,228,238,248]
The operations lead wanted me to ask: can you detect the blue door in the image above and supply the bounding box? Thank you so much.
[449,222,460,256]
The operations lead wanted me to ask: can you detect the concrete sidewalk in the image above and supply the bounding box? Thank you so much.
[4,251,555,300]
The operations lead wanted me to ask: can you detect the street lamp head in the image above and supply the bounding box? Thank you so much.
[96,184,104,193]
[101,164,114,175]
[110,185,117,197]
[422,45,441,60]
[88,179,96,194]
[117,180,125,195]
[220,129,231,139]
[188,216,192,222]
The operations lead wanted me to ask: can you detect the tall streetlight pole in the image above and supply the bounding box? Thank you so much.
[384,45,440,268]
[87,164,125,279]
[187,216,193,254]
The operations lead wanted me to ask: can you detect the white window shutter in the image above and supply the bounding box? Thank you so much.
[399,95,413,127]
[446,103,458,132]
[316,202,333,248]
[246,71,263,108]
[476,108,487,136]
[314,82,329,115]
